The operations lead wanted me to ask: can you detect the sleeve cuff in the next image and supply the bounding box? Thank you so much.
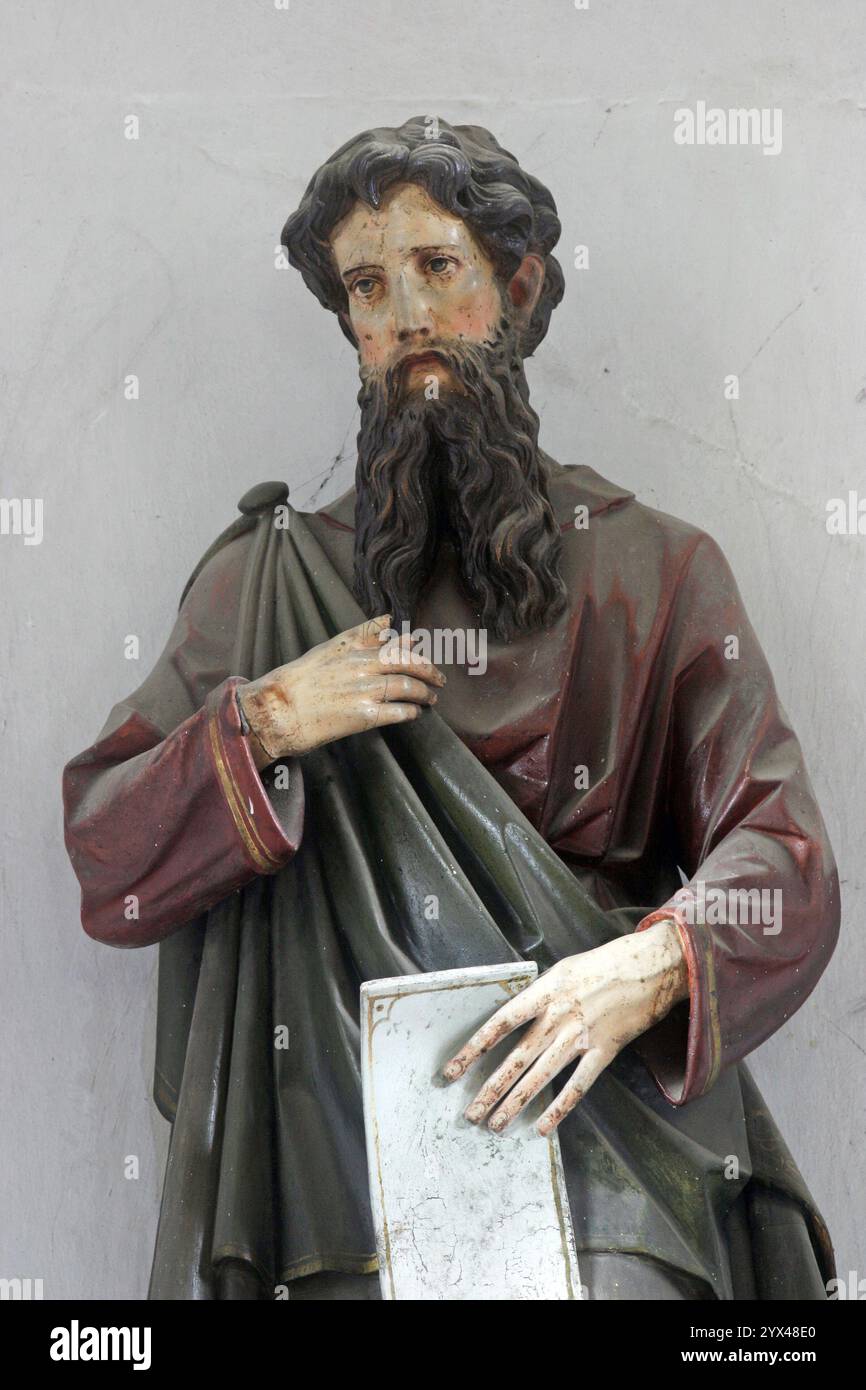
[204,677,303,874]
[635,891,722,1106]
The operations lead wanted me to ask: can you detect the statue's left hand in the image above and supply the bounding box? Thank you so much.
[441,920,689,1136]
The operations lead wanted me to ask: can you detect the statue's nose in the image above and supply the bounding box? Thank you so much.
[397,323,431,343]
[392,275,433,342]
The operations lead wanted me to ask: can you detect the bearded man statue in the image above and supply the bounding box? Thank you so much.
[63,118,840,1302]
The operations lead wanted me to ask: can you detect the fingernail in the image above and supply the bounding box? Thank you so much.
[489,1113,509,1133]
[442,1061,463,1081]
[464,1103,485,1123]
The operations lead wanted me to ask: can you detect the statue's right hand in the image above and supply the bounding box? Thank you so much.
[237,614,445,766]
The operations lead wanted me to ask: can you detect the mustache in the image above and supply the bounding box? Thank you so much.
[393,346,451,380]
[360,324,529,409]
[352,327,567,642]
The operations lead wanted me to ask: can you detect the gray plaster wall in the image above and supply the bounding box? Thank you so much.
[1,0,864,1299]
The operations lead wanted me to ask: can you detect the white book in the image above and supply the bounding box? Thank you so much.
[360,963,582,1301]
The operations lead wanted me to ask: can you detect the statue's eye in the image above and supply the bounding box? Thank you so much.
[426,256,454,275]
[351,277,378,298]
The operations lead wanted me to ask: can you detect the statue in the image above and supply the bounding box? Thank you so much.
[63,118,840,1301]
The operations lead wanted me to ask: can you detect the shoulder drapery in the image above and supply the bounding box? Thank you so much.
[62,488,836,1299]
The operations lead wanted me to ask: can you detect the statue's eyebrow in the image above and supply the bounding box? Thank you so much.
[341,262,382,281]
[410,244,458,256]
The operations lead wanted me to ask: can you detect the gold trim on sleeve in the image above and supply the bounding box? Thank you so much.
[208,710,282,873]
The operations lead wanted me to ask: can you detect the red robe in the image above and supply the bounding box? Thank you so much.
[63,461,840,1112]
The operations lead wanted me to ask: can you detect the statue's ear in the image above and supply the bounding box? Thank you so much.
[507,254,545,327]
[338,309,359,349]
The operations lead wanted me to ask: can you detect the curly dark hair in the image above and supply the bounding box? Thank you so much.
[281,116,564,358]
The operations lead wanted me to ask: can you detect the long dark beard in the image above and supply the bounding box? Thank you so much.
[352,325,567,642]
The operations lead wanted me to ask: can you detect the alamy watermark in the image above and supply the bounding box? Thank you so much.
[826,491,866,535]
[0,497,43,545]
[827,1271,866,1299]
[49,1321,151,1370]
[674,101,782,157]
[672,881,782,936]
[0,1276,43,1299]
[380,621,488,676]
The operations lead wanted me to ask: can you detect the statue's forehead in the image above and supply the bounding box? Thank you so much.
[329,182,481,269]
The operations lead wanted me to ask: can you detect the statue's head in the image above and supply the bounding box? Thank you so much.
[282,118,568,639]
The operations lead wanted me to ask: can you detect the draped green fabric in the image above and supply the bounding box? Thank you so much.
[148,504,834,1300]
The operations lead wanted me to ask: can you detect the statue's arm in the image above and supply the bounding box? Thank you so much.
[446,532,840,1134]
[62,538,302,948]
[634,532,841,1105]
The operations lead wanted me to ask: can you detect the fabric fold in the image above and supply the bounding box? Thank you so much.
[148,501,833,1302]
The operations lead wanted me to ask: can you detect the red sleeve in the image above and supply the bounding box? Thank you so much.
[63,677,302,947]
[62,532,303,947]
[635,535,840,1106]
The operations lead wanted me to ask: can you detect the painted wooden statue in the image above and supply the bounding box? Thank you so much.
[63,118,840,1301]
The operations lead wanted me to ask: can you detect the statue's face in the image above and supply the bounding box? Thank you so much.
[337,183,564,640]
[329,181,504,393]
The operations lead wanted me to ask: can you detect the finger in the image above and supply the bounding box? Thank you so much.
[442,983,543,1082]
[377,628,417,664]
[378,674,439,706]
[354,614,394,647]
[368,700,422,729]
[536,1048,612,1137]
[377,645,446,688]
[463,1018,555,1124]
[487,1032,583,1133]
